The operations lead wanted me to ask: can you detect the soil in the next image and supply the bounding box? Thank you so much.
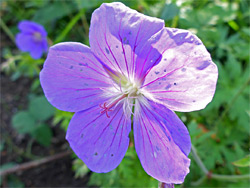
[0,73,90,187]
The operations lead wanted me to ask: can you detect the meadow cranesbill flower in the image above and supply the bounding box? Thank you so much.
[16,20,48,59]
[40,2,218,184]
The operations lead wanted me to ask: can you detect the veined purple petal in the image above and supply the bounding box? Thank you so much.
[89,2,164,79]
[40,42,115,112]
[147,100,191,156]
[134,98,190,184]
[66,104,131,173]
[141,28,218,112]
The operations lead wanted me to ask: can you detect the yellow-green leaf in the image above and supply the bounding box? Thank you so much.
[232,155,250,167]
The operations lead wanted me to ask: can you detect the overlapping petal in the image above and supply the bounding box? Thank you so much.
[16,20,48,59]
[66,104,131,173]
[30,42,47,59]
[139,28,218,112]
[89,2,164,79]
[40,42,115,112]
[16,33,36,52]
[18,20,47,36]
[133,98,190,183]
[39,2,219,184]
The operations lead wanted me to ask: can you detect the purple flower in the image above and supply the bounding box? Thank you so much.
[16,20,48,59]
[40,2,218,184]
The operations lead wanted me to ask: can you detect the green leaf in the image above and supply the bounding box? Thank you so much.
[31,124,52,147]
[228,20,239,31]
[28,96,55,121]
[160,3,179,21]
[53,110,73,131]
[32,1,77,24]
[11,111,36,134]
[75,0,104,9]
[0,162,16,171]
[232,155,250,167]
[229,95,249,131]
[31,78,41,92]
[7,175,25,188]
[0,163,17,186]
[72,158,89,178]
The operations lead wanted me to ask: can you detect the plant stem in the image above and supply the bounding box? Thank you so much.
[211,174,250,181]
[54,9,85,44]
[0,18,15,44]
[191,145,208,175]
[2,133,39,160]
[191,175,206,186]
[0,150,71,176]
[191,145,250,182]
[158,182,174,188]
[80,10,89,39]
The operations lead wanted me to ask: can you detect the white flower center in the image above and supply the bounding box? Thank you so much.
[33,32,42,42]
[100,79,144,118]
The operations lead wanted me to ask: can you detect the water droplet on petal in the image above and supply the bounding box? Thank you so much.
[154,151,157,158]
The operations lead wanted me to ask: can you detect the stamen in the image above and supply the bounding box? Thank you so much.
[101,78,142,118]
[125,98,134,116]
[118,78,123,93]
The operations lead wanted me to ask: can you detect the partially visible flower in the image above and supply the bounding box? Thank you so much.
[40,2,218,184]
[16,20,48,59]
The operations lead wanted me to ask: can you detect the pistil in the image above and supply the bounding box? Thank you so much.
[100,94,127,118]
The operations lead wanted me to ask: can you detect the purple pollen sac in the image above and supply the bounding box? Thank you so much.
[40,2,218,184]
[16,20,48,59]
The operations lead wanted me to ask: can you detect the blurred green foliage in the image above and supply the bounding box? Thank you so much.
[11,96,54,147]
[1,0,249,187]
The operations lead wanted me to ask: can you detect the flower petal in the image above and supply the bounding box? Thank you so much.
[134,98,190,184]
[66,104,131,173]
[18,20,47,36]
[40,42,115,112]
[30,43,44,59]
[140,28,218,112]
[16,33,35,52]
[89,2,164,79]
[16,31,47,59]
